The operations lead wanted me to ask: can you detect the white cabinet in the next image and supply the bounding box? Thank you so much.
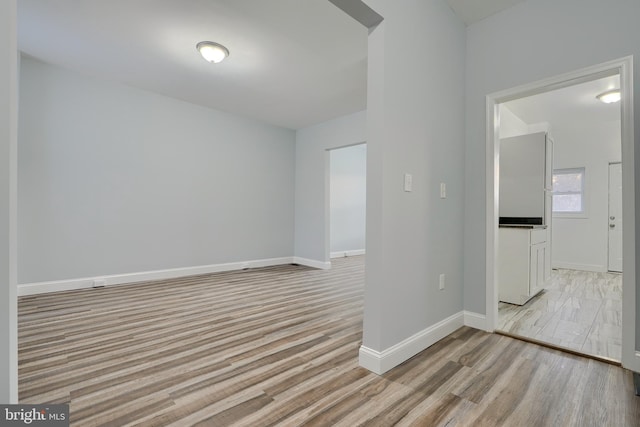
[499,227,549,305]
[499,132,546,220]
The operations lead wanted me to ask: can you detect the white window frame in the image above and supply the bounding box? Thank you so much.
[552,167,587,218]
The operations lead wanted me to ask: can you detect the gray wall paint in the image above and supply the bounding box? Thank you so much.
[362,0,466,351]
[0,0,18,403]
[330,144,366,254]
[294,111,366,262]
[18,57,296,284]
[463,0,640,348]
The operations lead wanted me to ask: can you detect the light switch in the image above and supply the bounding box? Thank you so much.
[440,182,446,199]
[404,173,413,192]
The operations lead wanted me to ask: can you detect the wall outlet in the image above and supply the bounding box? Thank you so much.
[439,274,445,290]
[440,182,446,198]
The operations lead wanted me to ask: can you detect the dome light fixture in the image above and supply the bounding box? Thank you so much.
[196,41,229,64]
[596,89,621,104]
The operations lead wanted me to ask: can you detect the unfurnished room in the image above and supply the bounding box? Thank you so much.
[1,0,640,426]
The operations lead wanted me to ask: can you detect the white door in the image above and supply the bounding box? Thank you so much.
[608,163,623,272]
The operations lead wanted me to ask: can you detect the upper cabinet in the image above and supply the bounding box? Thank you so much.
[499,132,549,224]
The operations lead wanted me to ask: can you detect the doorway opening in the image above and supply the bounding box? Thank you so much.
[496,75,622,361]
[328,143,367,261]
[485,57,637,370]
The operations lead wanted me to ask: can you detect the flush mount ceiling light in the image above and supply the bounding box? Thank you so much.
[196,41,229,64]
[596,89,621,104]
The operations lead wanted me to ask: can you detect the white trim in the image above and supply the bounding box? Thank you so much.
[292,257,332,270]
[5,0,18,404]
[463,311,488,331]
[551,262,606,273]
[18,257,297,296]
[618,57,638,373]
[357,346,382,374]
[358,311,463,375]
[329,249,366,259]
[485,93,499,334]
[485,56,637,371]
[552,213,588,219]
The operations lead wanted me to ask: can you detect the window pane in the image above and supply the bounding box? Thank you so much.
[553,172,582,193]
[552,167,585,214]
[553,194,582,212]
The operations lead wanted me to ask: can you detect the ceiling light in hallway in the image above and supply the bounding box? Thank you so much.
[196,41,229,64]
[596,89,621,103]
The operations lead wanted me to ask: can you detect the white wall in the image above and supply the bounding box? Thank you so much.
[498,104,621,272]
[499,105,529,138]
[552,120,621,271]
[361,0,466,356]
[294,111,366,265]
[18,56,296,284]
[330,144,366,256]
[463,0,640,349]
[0,0,18,403]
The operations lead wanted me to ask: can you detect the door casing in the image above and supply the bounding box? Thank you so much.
[485,56,637,371]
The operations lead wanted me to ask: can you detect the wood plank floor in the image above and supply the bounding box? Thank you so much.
[498,269,622,361]
[19,256,640,426]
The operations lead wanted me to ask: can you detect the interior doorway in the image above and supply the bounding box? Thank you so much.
[485,57,636,370]
[328,143,367,260]
[496,74,623,361]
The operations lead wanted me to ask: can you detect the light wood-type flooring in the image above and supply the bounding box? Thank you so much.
[19,256,640,426]
[498,269,622,361]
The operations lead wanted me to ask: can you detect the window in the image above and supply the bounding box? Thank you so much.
[552,167,585,214]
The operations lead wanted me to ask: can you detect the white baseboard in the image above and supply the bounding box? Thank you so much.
[330,249,366,259]
[552,262,606,273]
[463,311,487,331]
[358,311,464,375]
[18,257,295,296]
[292,257,332,270]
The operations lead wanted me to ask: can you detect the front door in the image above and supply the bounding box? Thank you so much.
[608,162,622,272]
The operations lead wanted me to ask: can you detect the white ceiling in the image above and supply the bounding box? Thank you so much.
[18,1,526,130]
[18,0,369,130]
[446,0,525,26]
[503,75,621,127]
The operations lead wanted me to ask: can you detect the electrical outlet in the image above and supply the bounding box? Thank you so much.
[440,182,446,198]
[439,274,445,290]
